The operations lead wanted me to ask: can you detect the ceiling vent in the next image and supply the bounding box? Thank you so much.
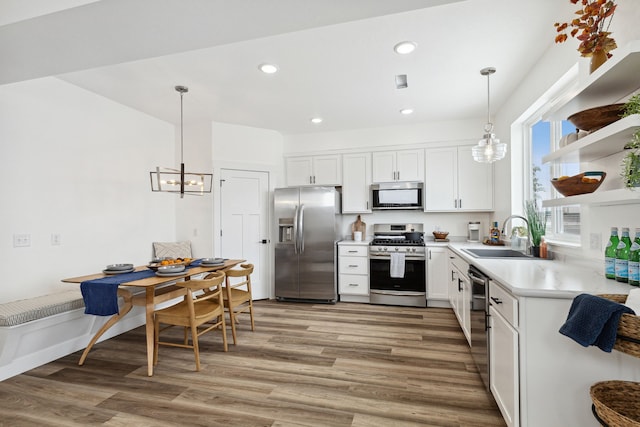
[395,74,408,89]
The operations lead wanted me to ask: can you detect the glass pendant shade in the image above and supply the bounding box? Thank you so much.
[472,126,507,163]
[149,86,212,198]
[473,67,506,163]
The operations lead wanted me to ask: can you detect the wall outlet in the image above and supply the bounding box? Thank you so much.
[590,233,602,251]
[13,234,31,247]
[51,233,61,245]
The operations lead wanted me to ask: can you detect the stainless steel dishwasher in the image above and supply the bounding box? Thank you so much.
[468,265,490,390]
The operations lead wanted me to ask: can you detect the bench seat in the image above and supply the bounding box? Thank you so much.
[0,290,84,327]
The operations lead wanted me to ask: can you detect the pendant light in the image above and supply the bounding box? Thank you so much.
[150,85,213,198]
[472,67,507,163]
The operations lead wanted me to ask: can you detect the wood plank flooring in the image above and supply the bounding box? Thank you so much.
[0,301,506,427]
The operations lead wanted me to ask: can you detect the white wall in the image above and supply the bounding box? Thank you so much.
[174,120,215,258]
[0,78,176,303]
[283,119,484,153]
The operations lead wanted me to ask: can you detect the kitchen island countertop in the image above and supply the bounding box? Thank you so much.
[447,242,635,299]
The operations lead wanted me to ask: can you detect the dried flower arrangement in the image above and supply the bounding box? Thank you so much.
[554,0,617,58]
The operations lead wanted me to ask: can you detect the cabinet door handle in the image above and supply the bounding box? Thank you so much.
[454,199,457,209]
[397,171,400,180]
[348,283,358,287]
[458,278,463,292]
[348,264,358,268]
[490,296,503,305]
[459,199,462,209]
[429,250,432,260]
[347,250,358,253]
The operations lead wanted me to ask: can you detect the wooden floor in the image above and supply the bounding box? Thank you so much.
[0,301,506,427]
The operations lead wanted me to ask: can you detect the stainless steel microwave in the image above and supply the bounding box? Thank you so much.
[371,182,423,210]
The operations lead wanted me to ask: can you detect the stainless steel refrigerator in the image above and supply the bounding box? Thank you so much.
[274,186,341,302]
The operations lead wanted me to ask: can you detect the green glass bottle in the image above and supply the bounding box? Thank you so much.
[604,227,618,279]
[615,227,631,283]
[628,228,640,286]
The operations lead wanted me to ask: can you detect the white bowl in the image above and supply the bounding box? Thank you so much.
[105,263,134,271]
[158,265,185,273]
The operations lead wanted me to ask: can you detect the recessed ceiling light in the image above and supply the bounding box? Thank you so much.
[400,108,414,115]
[394,41,417,55]
[310,117,323,124]
[259,63,278,74]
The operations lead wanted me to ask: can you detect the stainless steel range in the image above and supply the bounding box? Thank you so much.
[369,224,426,308]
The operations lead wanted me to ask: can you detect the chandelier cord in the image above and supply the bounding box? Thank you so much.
[180,90,184,165]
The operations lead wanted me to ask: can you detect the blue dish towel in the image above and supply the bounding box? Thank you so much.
[80,269,155,316]
[559,293,636,352]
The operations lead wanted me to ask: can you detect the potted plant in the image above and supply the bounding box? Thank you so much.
[525,200,546,257]
[554,0,617,72]
[621,94,640,189]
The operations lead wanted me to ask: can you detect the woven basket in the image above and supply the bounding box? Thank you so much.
[591,381,640,426]
[598,294,640,359]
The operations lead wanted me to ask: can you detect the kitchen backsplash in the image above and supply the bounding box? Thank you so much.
[339,211,492,241]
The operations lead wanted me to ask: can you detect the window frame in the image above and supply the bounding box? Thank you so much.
[512,65,581,246]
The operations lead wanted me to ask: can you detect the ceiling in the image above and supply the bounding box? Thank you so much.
[1,0,568,134]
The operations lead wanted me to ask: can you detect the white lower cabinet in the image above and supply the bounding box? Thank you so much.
[447,249,470,344]
[338,243,369,302]
[489,281,519,427]
[427,246,449,306]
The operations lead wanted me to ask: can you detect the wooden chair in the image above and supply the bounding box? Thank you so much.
[223,263,255,344]
[153,271,228,372]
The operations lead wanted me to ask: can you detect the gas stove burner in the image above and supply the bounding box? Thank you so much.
[371,238,425,246]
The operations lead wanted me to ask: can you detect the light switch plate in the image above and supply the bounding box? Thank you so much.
[13,234,31,247]
[590,233,602,251]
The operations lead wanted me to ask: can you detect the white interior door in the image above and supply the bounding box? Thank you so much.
[220,169,270,300]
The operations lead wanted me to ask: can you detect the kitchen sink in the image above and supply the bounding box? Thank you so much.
[462,248,533,259]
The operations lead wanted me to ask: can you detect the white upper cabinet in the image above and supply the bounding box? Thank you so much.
[372,149,424,183]
[286,154,342,186]
[342,152,372,213]
[425,146,493,211]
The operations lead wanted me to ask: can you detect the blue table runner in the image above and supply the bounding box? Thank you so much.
[80,260,203,316]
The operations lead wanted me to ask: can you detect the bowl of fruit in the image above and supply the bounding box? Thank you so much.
[147,257,193,271]
[551,171,606,197]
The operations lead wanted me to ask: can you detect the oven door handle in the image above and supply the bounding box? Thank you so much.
[370,290,425,297]
[369,255,426,261]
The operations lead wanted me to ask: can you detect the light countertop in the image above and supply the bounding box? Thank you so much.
[447,242,635,299]
[338,239,372,245]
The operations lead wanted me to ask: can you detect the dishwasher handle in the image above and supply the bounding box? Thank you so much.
[468,267,489,285]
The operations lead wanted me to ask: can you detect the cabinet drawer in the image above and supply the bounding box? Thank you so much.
[339,245,368,257]
[338,274,369,295]
[339,256,368,274]
[489,281,518,328]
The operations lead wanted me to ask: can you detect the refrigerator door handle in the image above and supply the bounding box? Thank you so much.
[293,205,300,254]
[298,204,305,253]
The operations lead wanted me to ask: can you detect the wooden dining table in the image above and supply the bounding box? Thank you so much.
[62,259,245,376]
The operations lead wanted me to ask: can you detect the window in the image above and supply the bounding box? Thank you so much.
[528,118,580,242]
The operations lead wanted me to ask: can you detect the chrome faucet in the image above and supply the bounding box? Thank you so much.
[501,215,531,254]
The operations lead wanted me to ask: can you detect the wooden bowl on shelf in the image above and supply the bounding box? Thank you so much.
[551,171,606,197]
[433,231,449,240]
[567,104,625,132]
